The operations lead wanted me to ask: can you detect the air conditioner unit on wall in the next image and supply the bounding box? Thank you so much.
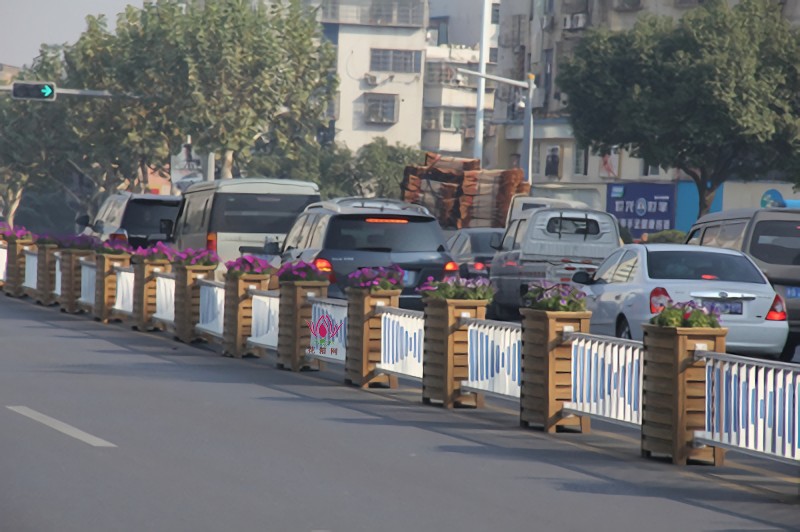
[572,14,587,29]
[562,15,572,30]
[364,73,378,86]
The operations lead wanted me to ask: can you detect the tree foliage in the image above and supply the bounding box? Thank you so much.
[558,0,800,215]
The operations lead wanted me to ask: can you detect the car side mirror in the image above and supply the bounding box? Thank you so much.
[75,214,91,229]
[159,219,174,239]
[490,233,502,250]
[572,271,593,285]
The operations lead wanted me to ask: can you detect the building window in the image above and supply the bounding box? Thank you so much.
[643,161,660,176]
[365,93,399,124]
[489,47,498,64]
[532,143,541,174]
[491,3,500,24]
[574,147,588,175]
[423,108,438,130]
[370,49,423,73]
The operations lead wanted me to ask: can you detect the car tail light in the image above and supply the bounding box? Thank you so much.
[314,258,333,272]
[473,262,485,271]
[109,232,127,243]
[504,260,517,267]
[766,295,787,321]
[650,287,671,314]
[206,232,217,252]
[365,218,408,224]
[444,261,458,271]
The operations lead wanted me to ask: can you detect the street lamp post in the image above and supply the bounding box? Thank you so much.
[456,69,537,183]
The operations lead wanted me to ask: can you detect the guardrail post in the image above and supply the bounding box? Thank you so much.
[57,250,95,313]
[173,264,218,343]
[277,280,329,372]
[223,273,271,358]
[4,239,33,298]
[422,298,488,408]
[93,253,131,322]
[132,258,171,331]
[641,324,727,466]
[520,309,592,433]
[345,288,401,388]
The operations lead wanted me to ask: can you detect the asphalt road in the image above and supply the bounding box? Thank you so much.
[0,296,797,532]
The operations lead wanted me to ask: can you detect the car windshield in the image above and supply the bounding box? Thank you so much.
[121,200,181,236]
[470,232,501,254]
[210,193,320,234]
[647,250,765,284]
[324,215,446,252]
[748,220,800,266]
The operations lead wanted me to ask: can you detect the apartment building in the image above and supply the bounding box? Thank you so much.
[308,0,429,151]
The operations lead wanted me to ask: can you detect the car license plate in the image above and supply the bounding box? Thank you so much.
[703,300,743,315]
[785,286,800,299]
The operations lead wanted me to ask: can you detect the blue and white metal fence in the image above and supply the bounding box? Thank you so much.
[78,258,96,310]
[308,297,347,363]
[248,289,280,350]
[22,247,37,291]
[0,242,6,283]
[461,318,522,399]
[694,351,799,464]
[53,252,62,297]
[152,272,175,325]
[377,307,424,380]
[112,266,135,315]
[563,333,644,428]
[196,279,225,338]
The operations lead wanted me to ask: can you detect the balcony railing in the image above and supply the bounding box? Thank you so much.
[311,0,425,28]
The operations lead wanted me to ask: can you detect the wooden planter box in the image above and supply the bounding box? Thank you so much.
[173,264,218,343]
[93,253,132,322]
[222,273,271,357]
[520,309,592,433]
[131,258,171,331]
[35,244,60,306]
[0,239,6,289]
[4,239,34,298]
[57,250,95,313]
[277,280,329,371]
[422,298,488,408]
[641,324,727,466]
[345,288,401,388]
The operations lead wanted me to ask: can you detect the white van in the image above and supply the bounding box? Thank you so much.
[505,195,589,226]
[172,178,320,272]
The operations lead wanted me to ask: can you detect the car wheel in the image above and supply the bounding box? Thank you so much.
[778,341,796,363]
[616,316,632,340]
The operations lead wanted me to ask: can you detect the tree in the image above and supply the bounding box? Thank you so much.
[558,0,800,216]
[351,138,423,198]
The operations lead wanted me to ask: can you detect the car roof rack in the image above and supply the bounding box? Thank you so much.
[305,198,431,215]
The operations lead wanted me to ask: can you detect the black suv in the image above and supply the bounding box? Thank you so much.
[75,192,182,248]
[277,198,457,309]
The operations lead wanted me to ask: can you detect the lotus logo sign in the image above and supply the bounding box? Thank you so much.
[306,314,344,348]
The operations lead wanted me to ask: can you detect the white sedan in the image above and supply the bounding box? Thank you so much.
[572,244,789,358]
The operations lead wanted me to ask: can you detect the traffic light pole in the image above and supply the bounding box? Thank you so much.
[0,85,133,99]
[456,68,536,183]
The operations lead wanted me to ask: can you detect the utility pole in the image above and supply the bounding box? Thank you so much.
[458,68,536,183]
[473,0,491,162]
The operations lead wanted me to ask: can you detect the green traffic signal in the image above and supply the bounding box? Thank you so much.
[11,81,57,101]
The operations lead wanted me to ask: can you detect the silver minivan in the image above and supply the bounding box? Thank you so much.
[172,178,320,276]
[686,207,800,361]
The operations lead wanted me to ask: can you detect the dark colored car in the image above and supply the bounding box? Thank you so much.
[76,192,182,248]
[446,228,504,278]
[277,198,457,309]
[686,207,800,361]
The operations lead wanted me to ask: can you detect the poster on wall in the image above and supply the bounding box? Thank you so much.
[606,182,676,240]
[598,147,620,178]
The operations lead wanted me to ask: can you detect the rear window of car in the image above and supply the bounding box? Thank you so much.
[324,215,446,252]
[647,250,765,284]
[748,220,800,265]
[545,217,600,236]
[469,232,501,254]
[121,200,181,236]
[210,193,320,234]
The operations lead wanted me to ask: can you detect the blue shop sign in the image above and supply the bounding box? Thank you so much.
[606,183,676,239]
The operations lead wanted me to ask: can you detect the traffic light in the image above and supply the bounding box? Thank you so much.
[11,81,56,101]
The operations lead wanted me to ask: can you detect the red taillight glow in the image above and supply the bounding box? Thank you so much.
[473,262,485,271]
[701,274,718,280]
[444,261,458,271]
[206,232,217,252]
[365,218,408,224]
[504,261,517,267]
[650,287,671,314]
[314,258,333,272]
[766,295,787,321]
[109,233,127,243]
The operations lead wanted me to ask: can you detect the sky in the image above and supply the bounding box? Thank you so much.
[0,0,143,67]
